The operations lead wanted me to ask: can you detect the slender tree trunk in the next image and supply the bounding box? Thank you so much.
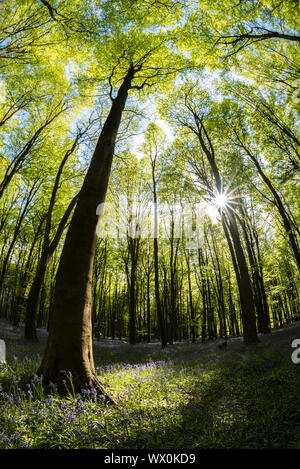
[24,193,78,341]
[0,181,39,312]
[236,135,300,270]
[152,172,167,348]
[25,252,49,342]
[197,247,208,342]
[0,104,65,200]
[186,253,196,342]
[128,236,139,345]
[146,270,151,342]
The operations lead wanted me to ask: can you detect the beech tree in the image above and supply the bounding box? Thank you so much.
[38,28,183,395]
[0,0,298,402]
[164,87,258,344]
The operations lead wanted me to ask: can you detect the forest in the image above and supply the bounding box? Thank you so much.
[0,0,299,451]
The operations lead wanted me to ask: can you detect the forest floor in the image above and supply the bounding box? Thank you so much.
[0,319,300,449]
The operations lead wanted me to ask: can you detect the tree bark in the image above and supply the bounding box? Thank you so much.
[188,113,258,344]
[151,160,167,348]
[38,66,135,400]
[235,133,300,270]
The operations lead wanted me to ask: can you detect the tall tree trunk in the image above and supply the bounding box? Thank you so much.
[235,132,300,270]
[225,209,258,344]
[128,235,139,345]
[186,111,258,344]
[146,270,151,342]
[197,247,208,342]
[25,133,82,341]
[237,202,271,334]
[186,252,196,342]
[152,172,167,348]
[38,67,135,399]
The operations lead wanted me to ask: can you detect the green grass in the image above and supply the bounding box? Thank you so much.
[0,323,300,449]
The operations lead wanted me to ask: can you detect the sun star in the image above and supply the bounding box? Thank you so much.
[214,192,229,209]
